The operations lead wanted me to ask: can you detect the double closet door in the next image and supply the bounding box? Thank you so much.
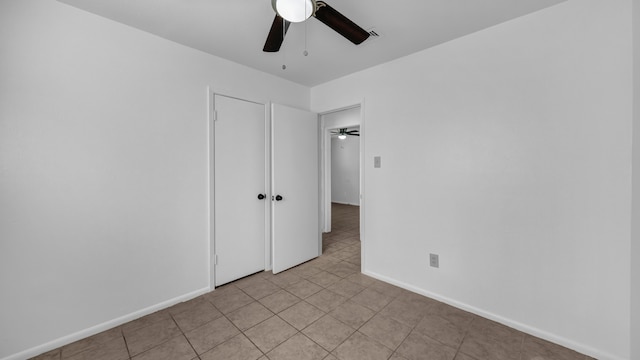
[213,94,319,286]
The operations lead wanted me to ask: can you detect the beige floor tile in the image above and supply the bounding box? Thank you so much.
[227,302,274,331]
[367,280,403,298]
[204,283,241,301]
[428,302,475,327]
[309,257,342,272]
[268,271,303,288]
[305,289,348,312]
[521,335,586,360]
[332,332,393,360]
[244,316,298,353]
[394,291,435,314]
[396,332,457,360]
[302,315,355,351]
[290,263,324,278]
[344,273,376,287]
[241,278,282,300]
[61,327,123,358]
[350,288,394,312]
[200,334,263,360]
[359,314,412,350]
[453,353,476,360]
[307,271,342,287]
[286,279,323,299]
[131,335,196,360]
[327,279,366,299]
[172,300,223,332]
[234,274,267,289]
[344,255,361,266]
[65,336,129,360]
[279,301,325,330]
[267,333,328,360]
[121,310,172,335]
[259,289,301,313]
[413,314,469,348]
[124,318,182,356]
[167,296,209,316]
[209,289,254,314]
[390,353,410,360]
[458,318,524,360]
[326,260,359,276]
[329,250,357,261]
[185,316,240,354]
[379,298,427,328]
[329,300,375,329]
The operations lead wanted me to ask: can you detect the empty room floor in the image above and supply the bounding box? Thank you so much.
[32,203,592,360]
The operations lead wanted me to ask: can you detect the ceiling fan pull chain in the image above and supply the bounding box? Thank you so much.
[303,0,309,56]
[282,17,287,70]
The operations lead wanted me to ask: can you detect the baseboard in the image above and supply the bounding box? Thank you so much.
[2,287,211,360]
[361,270,625,360]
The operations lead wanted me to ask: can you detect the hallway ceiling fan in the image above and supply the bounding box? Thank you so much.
[332,128,359,139]
[264,0,370,52]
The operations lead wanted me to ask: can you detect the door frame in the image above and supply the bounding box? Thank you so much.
[319,101,365,262]
[207,88,271,290]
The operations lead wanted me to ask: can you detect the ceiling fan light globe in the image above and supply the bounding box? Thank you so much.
[274,0,314,23]
[338,134,347,140]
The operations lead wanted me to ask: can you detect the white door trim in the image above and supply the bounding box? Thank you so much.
[318,101,365,268]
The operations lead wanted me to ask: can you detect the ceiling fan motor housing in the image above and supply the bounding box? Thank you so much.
[271,0,317,23]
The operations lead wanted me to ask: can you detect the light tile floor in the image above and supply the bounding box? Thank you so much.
[32,203,593,360]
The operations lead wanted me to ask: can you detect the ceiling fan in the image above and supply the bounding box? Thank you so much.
[264,0,370,52]
[332,128,360,139]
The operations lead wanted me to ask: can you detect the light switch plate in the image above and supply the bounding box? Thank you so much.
[374,156,381,168]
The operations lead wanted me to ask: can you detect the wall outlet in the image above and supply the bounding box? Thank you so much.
[429,253,439,268]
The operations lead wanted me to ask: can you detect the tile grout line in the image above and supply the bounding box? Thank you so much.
[119,327,132,360]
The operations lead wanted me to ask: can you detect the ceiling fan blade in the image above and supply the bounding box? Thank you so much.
[263,15,291,52]
[345,130,359,134]
[313,1,370,45]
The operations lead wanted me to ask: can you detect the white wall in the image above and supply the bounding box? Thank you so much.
[331,132,360,205]
[0,1,309,359]
[632,0,640,357]
[312,1,632,359]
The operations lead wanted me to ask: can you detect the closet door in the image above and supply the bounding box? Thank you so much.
[214,94,266,286]
[271,103,320,273]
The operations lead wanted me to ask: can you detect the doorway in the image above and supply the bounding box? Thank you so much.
[320,105,363,270]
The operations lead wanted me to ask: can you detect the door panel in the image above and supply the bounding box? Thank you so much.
[272,103,319,273]
[214,94,266,286]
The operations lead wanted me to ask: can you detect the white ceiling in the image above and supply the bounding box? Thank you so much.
[57,0,565,87]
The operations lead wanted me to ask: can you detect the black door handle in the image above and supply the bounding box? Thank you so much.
[275,195,283,201]
[257,194,266,200]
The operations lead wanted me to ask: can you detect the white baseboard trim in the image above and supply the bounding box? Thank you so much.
[361,270,625,360]
[2,287,211,360]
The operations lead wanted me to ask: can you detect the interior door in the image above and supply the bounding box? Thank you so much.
[272,103,319,273]
[214,94,266,286]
